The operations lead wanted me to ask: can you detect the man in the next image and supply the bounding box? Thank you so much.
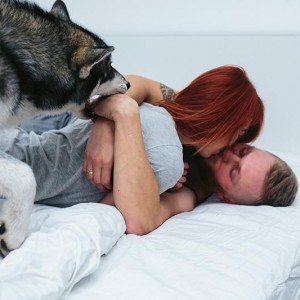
[184,143,298,208]
[0,140,297,299]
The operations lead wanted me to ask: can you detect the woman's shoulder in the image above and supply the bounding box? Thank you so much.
[138,103,181,149]
[139,102,169,113]
[139,102,174,126]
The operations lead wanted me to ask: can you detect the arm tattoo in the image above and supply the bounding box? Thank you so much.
[160,83,176,101]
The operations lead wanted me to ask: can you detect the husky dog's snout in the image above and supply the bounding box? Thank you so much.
[87,69,130,106]
[125,80,131,90]
[82,72,131,118]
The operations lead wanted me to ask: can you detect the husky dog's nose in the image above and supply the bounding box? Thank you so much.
[126,81,131,90]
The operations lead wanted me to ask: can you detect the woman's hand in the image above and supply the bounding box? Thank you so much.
[169,162,189,191]
[83,117,115,191]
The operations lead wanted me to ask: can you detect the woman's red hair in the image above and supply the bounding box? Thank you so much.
[158,65,264,150]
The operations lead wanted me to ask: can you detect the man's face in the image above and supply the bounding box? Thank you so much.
[205,144,275,205]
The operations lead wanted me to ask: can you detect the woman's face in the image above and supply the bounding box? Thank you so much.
[198,130,247,158]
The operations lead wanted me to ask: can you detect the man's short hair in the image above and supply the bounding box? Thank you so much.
[260,154,298,206]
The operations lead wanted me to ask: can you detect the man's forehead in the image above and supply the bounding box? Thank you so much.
[235,148,274,203]
[240,148,271,176]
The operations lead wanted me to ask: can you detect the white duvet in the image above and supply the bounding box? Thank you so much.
[66,201,300,300]
[0,152,300,300]
[0,204,125,300]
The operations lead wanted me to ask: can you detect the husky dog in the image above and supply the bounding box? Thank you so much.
[0,0,129,127]
[0,0,129,255]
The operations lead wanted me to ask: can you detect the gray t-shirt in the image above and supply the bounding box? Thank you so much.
[0,103,183,207]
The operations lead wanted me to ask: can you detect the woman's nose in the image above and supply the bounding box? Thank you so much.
[222,148,240,163]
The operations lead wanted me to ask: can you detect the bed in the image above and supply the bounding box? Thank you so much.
[0,153,299,300]
[1,0,300,299]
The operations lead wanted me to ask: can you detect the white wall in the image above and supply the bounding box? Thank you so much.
[33,0,300,154]
[33,0,300,35]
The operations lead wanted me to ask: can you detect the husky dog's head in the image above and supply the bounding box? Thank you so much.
[50,0,130,118]
[0,0,130,127]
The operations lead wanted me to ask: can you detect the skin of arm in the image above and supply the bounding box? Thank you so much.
[125,75,176,104]
[83,117,114,191]
[101,185,197,228]
[84,75,177,190]
[93,94,160,234]
[93,94,196,235]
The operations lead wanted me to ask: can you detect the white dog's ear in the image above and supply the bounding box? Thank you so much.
[72,47,115,79]
[50,0,70,22]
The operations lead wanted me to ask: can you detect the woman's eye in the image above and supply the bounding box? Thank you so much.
[239,147,250,157]
[239,149,245,157]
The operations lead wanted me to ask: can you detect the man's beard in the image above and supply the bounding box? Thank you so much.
[183,145,224,196]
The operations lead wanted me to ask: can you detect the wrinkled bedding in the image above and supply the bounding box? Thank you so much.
[0,152,299,300]
[67,200,300,300]
[0,204,125,300]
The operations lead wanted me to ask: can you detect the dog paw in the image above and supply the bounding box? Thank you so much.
[0,213,28,256]
[0,223,9,256]
[0,185,35,255]
[0,154,37,256]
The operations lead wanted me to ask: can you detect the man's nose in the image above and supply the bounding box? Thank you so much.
[221,148,240,163]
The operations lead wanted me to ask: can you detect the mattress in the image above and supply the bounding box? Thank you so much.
[0,152,299,300]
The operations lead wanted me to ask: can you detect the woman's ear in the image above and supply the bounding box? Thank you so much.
[216,193,234,204]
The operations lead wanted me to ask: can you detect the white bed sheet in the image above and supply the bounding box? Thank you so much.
[0,203,125,300]
[66,202,300,300]
[0,153,299,300]
[66,152,300,300]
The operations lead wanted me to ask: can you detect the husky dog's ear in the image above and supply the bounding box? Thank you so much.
[50,0,70,22]
[72,46,115,79]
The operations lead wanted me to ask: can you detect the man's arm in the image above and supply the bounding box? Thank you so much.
[93,94,160,234]
[100,186,197,234]
[84,75,177,190]
[93,94,194,235]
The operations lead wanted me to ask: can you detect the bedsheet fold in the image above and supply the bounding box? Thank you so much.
[0,203,125,300]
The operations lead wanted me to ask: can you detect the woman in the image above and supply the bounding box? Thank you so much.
[83,65,264,234]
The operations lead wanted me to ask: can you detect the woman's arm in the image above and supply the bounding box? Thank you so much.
[125,75,177,104]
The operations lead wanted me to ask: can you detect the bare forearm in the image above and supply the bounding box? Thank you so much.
[92,94,188,235]
[112,103,160,234]
[125,75,176,104]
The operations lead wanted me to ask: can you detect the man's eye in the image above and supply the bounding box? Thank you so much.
[230,164,239,178]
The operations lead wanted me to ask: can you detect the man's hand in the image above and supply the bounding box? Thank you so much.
[83,117,114,191]
[84,94,139,191]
